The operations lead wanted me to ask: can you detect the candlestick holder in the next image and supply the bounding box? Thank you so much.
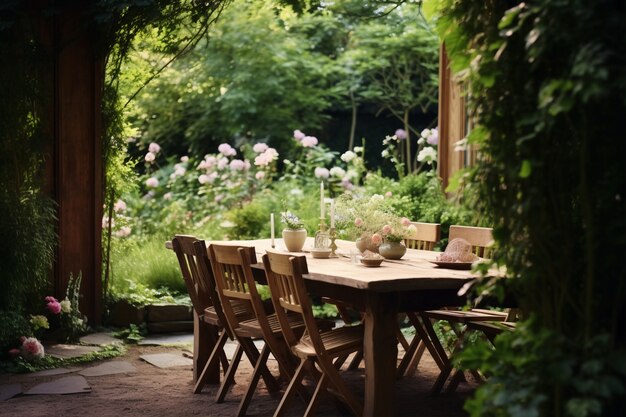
[328,227,338,257]
[314,218,329,249]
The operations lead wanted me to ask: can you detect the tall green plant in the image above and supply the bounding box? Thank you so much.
[430,0,626,415]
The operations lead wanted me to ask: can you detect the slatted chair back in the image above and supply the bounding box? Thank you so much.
[404,222,441,250]
[448,225,494,258]
[193,240,236,340]
[172,235,211,317]
[207,244,261,336]
[262,249,325,355]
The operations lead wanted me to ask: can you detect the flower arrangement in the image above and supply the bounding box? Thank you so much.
[336,193,415,245]
[281,211,304,230]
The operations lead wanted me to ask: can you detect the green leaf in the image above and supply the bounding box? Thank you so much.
[519,160,532,178]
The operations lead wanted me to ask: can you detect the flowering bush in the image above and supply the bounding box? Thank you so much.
[20,336,45,361]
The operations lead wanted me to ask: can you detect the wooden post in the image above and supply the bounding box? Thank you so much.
[437,44,467,191]
[49,3,104,324]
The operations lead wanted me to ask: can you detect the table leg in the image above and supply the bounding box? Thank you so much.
[194,311,220,384]
[363,292,398,417]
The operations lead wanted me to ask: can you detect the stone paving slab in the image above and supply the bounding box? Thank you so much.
[80,332,121,346]
[0,384,22,401]
[78,361,136,377]
[24,375,91,395]
[27,367,80,377]
[140,353,193,368]
[46,344,101,359]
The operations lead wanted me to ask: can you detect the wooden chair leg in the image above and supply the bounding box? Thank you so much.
[417,312,449,370]
[237,343,271,417]
[397,336,422,378]
[239,338,280,393]
[274,359,309,417]
[194,330,229,394]
[405,340,426,376]
[216,343,244,403]
[304,373,327,417]
[346,350,363,371]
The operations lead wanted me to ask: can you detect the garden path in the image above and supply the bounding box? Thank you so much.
[0,333,475,416]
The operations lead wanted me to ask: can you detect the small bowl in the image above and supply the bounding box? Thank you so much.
[360,257,384,267]
[310,248,332,259]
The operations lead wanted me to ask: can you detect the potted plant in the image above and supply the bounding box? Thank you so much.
[378,218,416,259]
[281,211,307,252]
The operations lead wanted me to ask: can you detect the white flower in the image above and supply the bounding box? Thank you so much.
[60,298,71,313]
[180,156,189,162]
[417,137,426,145]
[314,167,330,178]
[217,157,229,169]
[148,142,161,154]
[330,167,346,178]
[229,159,246,171]
[146,177,159,188]
[417,147,437,164]
[353,146,364,154]
[290,188,303,196]
[174,166,186,177]
[293,130,305,141]
[420,128,431,139]
[301,136,318,147]
[370,194,385,203]
[454,138,468,152]
[144,152,155,162]
[345,169,358,180]
[255,171,266,180]
[163,192,173,200]
[340,151,356,162]
[381,150,390,158]
[253,143,268,153]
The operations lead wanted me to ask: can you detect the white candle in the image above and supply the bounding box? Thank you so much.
[330,199,335,228]
[320,182,325,219]
[270,213,275,247]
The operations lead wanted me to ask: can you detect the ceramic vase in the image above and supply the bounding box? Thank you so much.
[282,228,307,252]
[378,241,407,260]
[356,236,380,254]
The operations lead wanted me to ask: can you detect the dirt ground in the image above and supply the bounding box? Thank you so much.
[0,344,476,417]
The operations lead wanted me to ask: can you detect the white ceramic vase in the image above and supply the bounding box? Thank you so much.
[282,228,307,252]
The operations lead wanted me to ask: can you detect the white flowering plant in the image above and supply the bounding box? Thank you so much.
[281,211,304,230]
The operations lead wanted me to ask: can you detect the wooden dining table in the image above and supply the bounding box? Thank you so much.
[167,237,476,417]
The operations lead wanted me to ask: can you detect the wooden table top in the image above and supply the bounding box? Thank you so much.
[167,237,476,293]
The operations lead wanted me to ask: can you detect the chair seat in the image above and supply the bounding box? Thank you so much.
[467,320,516,336]
[204,300,253,325]
[238,311,305,336]
[425,308,508,324]
[293,325,364,358]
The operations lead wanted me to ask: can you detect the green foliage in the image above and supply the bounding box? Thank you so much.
[1,344,126,374]
[110,238,186,296]
[459,322,626,417]
[312,302,339,320]
[433,0,626,415]
[0,311,33,358]
[61,273,89,343]
[112,324,147,344]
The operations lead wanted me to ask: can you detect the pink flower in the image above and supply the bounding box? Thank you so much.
[114,226,131,238]
[395,129,407,140]
[113,199,126,212]
[293,130,305,141]
[314,167,330,178]
[255,171,266,180]
[401,217,411,227]
[218,143,237,156]
[354,218,364,227]
[217,157,229,169]
[301,136,318,148]
[427,128,439,146]
[146,177,159,188]
[253,143,268,153]
[385,191,393,198]
[144,152,155,163]
[163,192,173,200]
[382,225,393,235]
[229,159,246,171]
[148,142,161,154]
[47,300,62,315]
[180,155,189,162]
[20,337,44,361]
[45,296,57,303]
[371,233,383,245]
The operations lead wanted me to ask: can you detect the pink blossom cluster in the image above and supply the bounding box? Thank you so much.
[254,148,278,167]
[314,167,329,178]
[218,143,237,156]
[144,142,161,164]
[20,337,45,361]
[293,130,318,147]
[45,296,62,315]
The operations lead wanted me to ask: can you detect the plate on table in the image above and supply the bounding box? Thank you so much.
[430,261,473,270]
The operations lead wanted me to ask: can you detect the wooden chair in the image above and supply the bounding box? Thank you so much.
[420,225,509,393]
[208,243,309,417]
[172,235,238,394]
[396,223,442,377]
[263,249,364,417]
